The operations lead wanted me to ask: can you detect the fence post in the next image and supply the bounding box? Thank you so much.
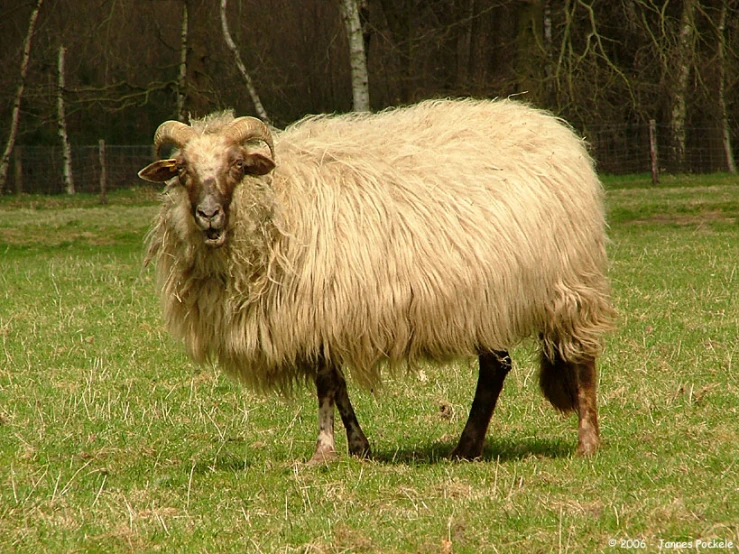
[14,146,23,195]
[649,119,659,185]
[99,139,107,205]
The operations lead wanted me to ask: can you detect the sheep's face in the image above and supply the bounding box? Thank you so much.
[139,128,274,249]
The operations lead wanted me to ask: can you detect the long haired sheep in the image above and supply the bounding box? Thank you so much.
[139,98,615,462]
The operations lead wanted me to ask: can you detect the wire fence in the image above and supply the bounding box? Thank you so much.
[584,122,737,175]
[2,122,737,195]
[3,145,154,195]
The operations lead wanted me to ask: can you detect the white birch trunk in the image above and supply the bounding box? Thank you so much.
[0,0,44,189]
[220,0,270,123]
[339,0,370,112]
[58,45,75,195]
[717,0,736,173]
[176,0,189,122]
[669,0,695,173]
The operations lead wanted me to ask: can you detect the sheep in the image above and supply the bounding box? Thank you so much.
[138,98,615,463]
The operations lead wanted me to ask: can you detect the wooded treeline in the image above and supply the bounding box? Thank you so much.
[1,0,737,177]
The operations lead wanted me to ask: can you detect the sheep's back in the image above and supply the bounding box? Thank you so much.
[212,99,612,390]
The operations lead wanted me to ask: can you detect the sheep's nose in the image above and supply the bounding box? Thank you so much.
[197,204,222,221]
[195,197,225,229]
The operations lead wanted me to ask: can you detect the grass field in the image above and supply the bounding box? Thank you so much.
[1,175,737,553]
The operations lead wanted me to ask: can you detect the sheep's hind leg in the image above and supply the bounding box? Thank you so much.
[309,363,370,464]
[574,357,600,457]
[335,372,371,459]
[451,350,511,460]
[540,348,600,456]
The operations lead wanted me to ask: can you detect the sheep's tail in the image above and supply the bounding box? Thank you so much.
[539,348,578,413]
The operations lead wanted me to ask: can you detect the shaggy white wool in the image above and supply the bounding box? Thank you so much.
[147,99,615,393]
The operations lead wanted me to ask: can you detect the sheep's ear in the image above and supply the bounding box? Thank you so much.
[244,153,275,176]
[138,159,178,182]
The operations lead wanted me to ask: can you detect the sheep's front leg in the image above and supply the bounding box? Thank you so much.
[310,364,340,463]
[310,363,370,464]
[451,350,511,460]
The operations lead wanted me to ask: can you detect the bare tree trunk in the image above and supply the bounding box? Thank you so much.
[649,119,660,185]
[543,0,554,101]
[357,0,371,58]
[176,0,189,122]
[58,46,75,195]
[516,0,545,97]
[378,0,413,102]
[220,0,270,122]
[717,0,736,173]
[0,0,44,189]
[339,0,370,112]
[669,0,696,173]
[14,147,23,195]
[454,0,474,88]
[99,139,107,205]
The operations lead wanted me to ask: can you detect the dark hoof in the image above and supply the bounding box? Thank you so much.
[349,447,372,460]
[450,445,482,461]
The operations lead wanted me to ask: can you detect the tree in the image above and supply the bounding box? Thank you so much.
[1,0,739,179]
[377,0,414,102]
[339,0,370,111]
[716,0,736,173]
[176,0,189,122]
[0,0,43,190]
[220,0,270,122]
[57,45,74,194]
[669,0,696,172]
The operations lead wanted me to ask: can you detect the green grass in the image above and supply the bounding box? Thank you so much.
[1,178,738,553]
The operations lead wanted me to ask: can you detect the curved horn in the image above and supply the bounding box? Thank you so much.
[224,117,275,159]
[153,120,197,158]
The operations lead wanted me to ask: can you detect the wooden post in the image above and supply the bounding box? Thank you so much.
[13,146,23,195]
[99,139,107,205]
[649,119,659,185]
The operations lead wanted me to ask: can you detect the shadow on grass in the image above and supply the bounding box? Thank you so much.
[183,438,573,472]
[372,436,573,465]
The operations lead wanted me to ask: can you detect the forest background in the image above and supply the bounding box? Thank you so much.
[0,0,737,194]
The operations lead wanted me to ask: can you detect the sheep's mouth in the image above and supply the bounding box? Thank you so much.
[203,228,226,248]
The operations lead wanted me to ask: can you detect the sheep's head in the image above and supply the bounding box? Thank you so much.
[138,116,275,248]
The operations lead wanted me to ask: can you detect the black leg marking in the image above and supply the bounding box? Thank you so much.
[451,350,511,460]
[335,374,371,458]
[309,364,339,463]
[309,362,370,463]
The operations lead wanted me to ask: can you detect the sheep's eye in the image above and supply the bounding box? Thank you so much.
[234,160,244,170]
[177,164,186,173]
